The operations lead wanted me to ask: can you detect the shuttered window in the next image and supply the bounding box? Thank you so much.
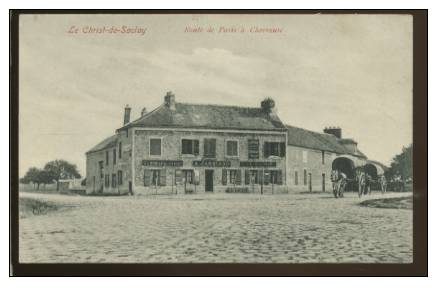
[248,139,259,159]
[149,138,162,156]
[204,139,216,158]
[226,140,238,157]
[264,142,286,158]
[182,139,199,155]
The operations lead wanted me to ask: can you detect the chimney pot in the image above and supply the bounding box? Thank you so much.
[164,91,176,110]
[123,104,131,125]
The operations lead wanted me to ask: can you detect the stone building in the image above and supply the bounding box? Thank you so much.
[86,92,384,195]
[86,92,288,195]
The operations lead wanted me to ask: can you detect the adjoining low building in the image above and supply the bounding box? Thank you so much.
[86,92,288,195]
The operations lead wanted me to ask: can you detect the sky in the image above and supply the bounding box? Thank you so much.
[19,14,413,177]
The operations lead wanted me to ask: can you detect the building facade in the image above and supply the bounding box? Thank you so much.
[86,92,288,195]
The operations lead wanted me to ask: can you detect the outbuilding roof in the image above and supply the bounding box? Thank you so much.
[86,134,118,154]
[286,125,367,158]
[118,103,286,132]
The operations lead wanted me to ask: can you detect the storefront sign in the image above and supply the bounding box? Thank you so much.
[142,160,183,167]
[192,159,231,167]
[239,161,277,168]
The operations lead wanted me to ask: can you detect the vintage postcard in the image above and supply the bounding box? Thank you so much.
[10,11,427,276]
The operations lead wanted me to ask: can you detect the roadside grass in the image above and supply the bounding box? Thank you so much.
[359,196,413,210]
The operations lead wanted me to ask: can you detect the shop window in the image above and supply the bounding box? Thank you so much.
[226,140,239,157]
[269,170,282,185]
[222,169,227,185]
[245,170,260,185]
[248,139,259,159]
[183,170,194,184]
[264,142,286,158]
[204,138,216,158]
[181,139,199,155]
[144,169,166,186]
[117,170,123,185]
[229,169,242,185]
[149,138,162,156]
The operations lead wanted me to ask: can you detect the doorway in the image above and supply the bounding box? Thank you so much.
[322,173,325,192]
[205,170,214,192]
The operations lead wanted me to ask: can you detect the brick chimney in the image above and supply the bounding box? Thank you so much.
[323,127,342,139]
[141,107,147,117]
[123,104,131,125]
[164,91,176,111]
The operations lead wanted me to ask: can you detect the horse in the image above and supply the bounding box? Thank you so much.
[331,169,347,198]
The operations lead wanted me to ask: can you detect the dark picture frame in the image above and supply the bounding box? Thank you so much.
[9,9,427,276]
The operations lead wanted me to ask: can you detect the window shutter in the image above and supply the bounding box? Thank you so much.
[280,143,286,157]
[144,169,151,186]
[235,170,242,185]
[264,142,270,158]
[160,169,166,186]
[245,170,250,185]
[277,170,283,185]
[222,169,227,185]
[194,140,199,155]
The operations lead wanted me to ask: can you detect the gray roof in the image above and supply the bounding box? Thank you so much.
[118,103,286,132]
[286,125,367,158]
[86,134,118,154]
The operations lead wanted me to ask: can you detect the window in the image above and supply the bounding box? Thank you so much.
[117,170,123,185]
[322,151,325,164]
[144,169,166,186]
[302,151,308,163]
[113,149,116,164]
[98,161,104,178]
[264,142,286,158]
[229,169,242,185]
[204,138,216,158]
[295,171,299,185]
[105,174,110,187]
[222,169,227,185]
[106,151,109,165]
[119,142,122,159]
[248,139,259,159]
[226,140,238,157]
[304,169,307,185]
[181,139,199,155]
[112,174,116,188]
[149,138,162,156]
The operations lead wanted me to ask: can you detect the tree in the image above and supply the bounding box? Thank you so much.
[386,144,412,181]
[44,160,81,191]
[20,167,41,189]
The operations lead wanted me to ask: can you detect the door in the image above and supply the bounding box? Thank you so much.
[128,181,132,195]
[322,173,325,192]
[308,173,312,192]
[205,170,214,192]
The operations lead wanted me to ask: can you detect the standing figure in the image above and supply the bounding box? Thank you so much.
[380,175,387,194]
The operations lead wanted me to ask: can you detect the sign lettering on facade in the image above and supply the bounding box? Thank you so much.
[142,160,183,167]
[192,159,231,167]
[239,161,277,168]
